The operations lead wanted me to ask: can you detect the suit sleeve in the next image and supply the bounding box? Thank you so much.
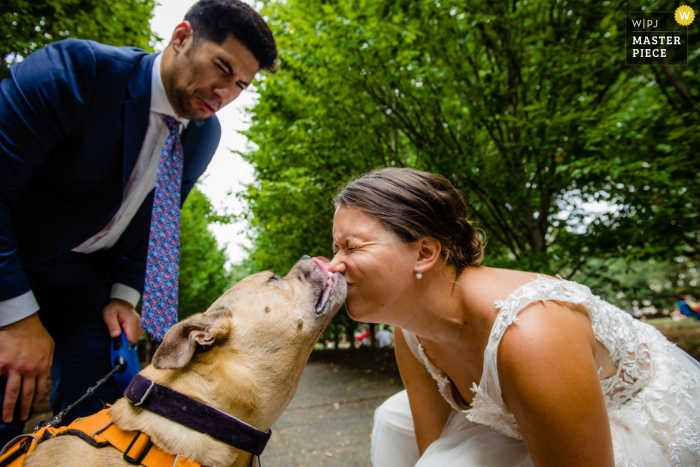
[0,40,96,306]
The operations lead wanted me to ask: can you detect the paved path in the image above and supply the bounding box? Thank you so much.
[263,349,404,467]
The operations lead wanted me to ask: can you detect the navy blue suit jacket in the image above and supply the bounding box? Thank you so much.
[0,40,221,302]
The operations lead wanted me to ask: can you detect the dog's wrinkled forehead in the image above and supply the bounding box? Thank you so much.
[216,268,317,318]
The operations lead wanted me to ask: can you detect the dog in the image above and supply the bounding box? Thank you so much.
[23,256,346,467]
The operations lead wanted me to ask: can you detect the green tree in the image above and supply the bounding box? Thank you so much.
[239,0,699,282]
[573,259,700,312]
[179,186,233,319]
[2,0,158,79]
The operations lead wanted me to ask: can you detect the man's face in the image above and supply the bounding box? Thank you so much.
[166,32,259,121]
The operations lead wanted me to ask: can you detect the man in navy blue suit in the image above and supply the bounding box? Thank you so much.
[0,0,277,444]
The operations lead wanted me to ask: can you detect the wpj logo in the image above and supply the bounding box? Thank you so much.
[675,5,695,25]
[625,6,694,66]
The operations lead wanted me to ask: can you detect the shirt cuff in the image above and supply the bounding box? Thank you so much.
[110,283,141,309]
[0,290,40,327]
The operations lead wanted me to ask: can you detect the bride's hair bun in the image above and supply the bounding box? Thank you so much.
[334,168,485,274]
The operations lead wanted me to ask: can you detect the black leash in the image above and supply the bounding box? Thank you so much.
[34,357,127,431]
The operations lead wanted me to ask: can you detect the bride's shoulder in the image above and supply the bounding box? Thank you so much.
[468,267,595,302]
[486,266,559,286]
[461,268,596,336]
[463,267,560,306]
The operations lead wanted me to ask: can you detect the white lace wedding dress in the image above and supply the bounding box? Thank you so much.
[371,276,700,467]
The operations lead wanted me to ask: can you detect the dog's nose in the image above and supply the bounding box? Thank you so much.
[300,255,311,261]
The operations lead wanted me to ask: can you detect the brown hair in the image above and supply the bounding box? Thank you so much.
[334,168,485,275]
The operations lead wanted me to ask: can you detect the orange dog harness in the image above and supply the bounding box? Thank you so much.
[0,408,200,467]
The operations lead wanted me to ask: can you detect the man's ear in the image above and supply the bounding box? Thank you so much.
[152,310,230,370]
[170,20,194,54]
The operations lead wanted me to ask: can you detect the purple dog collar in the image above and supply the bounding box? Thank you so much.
[124,374,272,457]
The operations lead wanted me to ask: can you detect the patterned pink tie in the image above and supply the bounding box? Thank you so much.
[141,115,184,341]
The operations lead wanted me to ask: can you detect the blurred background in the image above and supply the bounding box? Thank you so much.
[2,0,699,355]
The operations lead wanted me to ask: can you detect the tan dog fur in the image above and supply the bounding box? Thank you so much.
[24,258,346,467]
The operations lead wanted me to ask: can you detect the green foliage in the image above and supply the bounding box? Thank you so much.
[573,259,699,312]
[2,0,158,79]
[239,0,699,289]
[179,186,233,319]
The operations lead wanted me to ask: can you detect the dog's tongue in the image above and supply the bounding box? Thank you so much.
[312,257,335,289]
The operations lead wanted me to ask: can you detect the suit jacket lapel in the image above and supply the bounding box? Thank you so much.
[180,120,204,179]
[181,121,203,156]
[178,117,222,199]
[122,53,157,189]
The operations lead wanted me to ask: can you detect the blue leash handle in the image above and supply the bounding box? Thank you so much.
[110,331,142,394]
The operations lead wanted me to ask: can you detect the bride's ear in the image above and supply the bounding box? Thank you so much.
[415,237,441,273]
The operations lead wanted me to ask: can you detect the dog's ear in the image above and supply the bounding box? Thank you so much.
[152,311,230,370]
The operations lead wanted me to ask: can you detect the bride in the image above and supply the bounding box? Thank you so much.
[319,167,700,467]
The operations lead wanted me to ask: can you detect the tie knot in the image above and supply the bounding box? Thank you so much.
[163,115,180,134]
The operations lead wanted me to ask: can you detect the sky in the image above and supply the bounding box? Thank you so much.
[150,0,258,264]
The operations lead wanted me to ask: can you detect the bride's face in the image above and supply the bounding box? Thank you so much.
[329,205,418,324]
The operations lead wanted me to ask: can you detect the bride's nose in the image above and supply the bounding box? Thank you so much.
[329,254,346,273]
[312,256,344,274]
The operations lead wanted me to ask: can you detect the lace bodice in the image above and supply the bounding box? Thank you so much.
[402,330,469,412]
[403,276,700,466]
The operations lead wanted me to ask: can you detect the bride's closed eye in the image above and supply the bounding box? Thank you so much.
[332,246,357,256]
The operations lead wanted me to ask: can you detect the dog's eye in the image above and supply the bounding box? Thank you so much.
[268,274,281,282]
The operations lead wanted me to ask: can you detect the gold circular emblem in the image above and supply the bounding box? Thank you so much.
[675,5,695,26]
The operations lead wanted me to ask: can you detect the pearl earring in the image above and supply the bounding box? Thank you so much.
[416,268,423,279]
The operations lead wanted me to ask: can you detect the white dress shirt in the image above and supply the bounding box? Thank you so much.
[0,53,188,327]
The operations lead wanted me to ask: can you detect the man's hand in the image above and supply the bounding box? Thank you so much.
[0,313,54,423]
[102,299,144,345]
